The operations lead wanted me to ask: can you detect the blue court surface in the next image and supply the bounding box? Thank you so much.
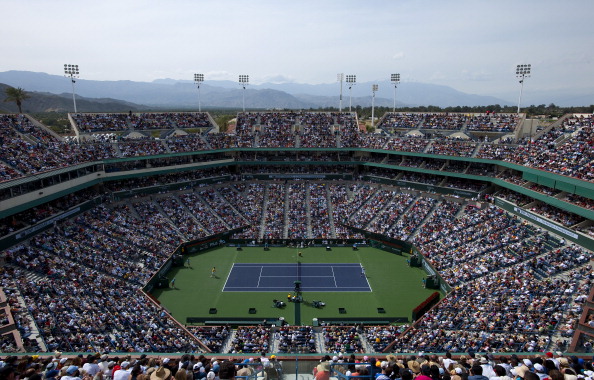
[223,263,371,292]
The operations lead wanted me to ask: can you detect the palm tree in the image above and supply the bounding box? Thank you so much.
[4,87,31,114]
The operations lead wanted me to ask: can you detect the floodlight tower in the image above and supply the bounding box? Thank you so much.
[516,64,531,114]
[194,73,204,112]
[337,73,344,112]
[239,74,249,112]
[64,64,79,113]
[371,84,379,129]
[391,73,400,113]
[346,75,356,112]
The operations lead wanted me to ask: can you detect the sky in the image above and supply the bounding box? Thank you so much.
[2,0,594,101]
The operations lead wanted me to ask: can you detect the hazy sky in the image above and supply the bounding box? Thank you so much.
[2,0,594,99]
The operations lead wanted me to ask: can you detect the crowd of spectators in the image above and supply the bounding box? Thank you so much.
[119,138,168,157]
[349,189,398,230]
[322,326,364,353]
[562,193,594,211]
[1,250,199,352]
[1,112,592,185]
[299,113,337,148]
[276,326,317,353]
[0,108,592,355]
[128,112,212,131]
[222,183,265,239]
[0,188,102,237]
[228,326,271,353]
[286,183,308,239]
[529,203,585,227]
[196,187,248,230]
[156,196,209,240]
[379,112,520,133]
[178,192,230,235]
[427,140,477,157]
[186,326,230,353]
[389,197,437,241]
[364,192,415,235]
[412,199,463,245]
[362,325,407,352]
[466,113,520,132]
[131,199,187,244]
[309,183,332,238]
[392,263,591,352]
[328,184,365,239]
[72,113,130,132]
[262,183,287,239]
[0,175,591,354]
[444,178,485,192]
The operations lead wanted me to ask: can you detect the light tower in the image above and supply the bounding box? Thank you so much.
[239,74,249,112]
[337,73,344,112]
[64,64,79,113]
[391,73,400,113]
[194,73,204,112]
[346,75,356,112]
[516,64,531,114]
[371,84,378,129]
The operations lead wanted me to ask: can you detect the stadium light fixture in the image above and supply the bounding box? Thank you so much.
[391,73,400,113]
[337,73,344,112]
[239,74,249,112]
[371,84,379,129]
[194,73,204,112]
[346,75,356,112]
[516,64,531,114]
[64,64,79,113]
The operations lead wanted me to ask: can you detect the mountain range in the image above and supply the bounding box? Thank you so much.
[3,69,580,112]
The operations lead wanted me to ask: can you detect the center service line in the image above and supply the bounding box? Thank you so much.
[257,266,263,288]
[331,266,338,288]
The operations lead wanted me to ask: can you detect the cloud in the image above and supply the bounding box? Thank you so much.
[460,69,492,82]
[205,71,236,81]
[392,52,405,60]
[259,74,295,84]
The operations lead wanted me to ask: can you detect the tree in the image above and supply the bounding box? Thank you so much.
[4,87,31,113]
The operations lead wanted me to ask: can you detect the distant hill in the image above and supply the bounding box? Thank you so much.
[0,70,519,109]
[0,82,145,113]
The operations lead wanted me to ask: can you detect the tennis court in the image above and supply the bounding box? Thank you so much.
[223,263,371,292]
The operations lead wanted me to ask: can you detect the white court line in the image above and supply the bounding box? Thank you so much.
[222,263,234,290]
[257,266,263,288]
[260,275,335,278]
[361,263,373,292]
[331,266,338,288]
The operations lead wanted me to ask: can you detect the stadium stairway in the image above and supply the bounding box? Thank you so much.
[407,198,442,241]
[151,198,189,240]
[194,191,233,230]
[315,329,325,353]
[112,141,123,157]
[5,270,48,352]
[459,119,470,134]
[547,260,593,351]
[172,193,211,232]
[347,186,380,224]
[306,183,312,238]
[283,184,291,239]
[470,143,481,158]
[423,141,434,153]
[222,329,237,353]
[214,187,251,226]
[360,333,375,353]
[257,184,271,240]
[124,202,142,219]
[386,194,420,234]
[325,184,338,238]
[365,190,408,231]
